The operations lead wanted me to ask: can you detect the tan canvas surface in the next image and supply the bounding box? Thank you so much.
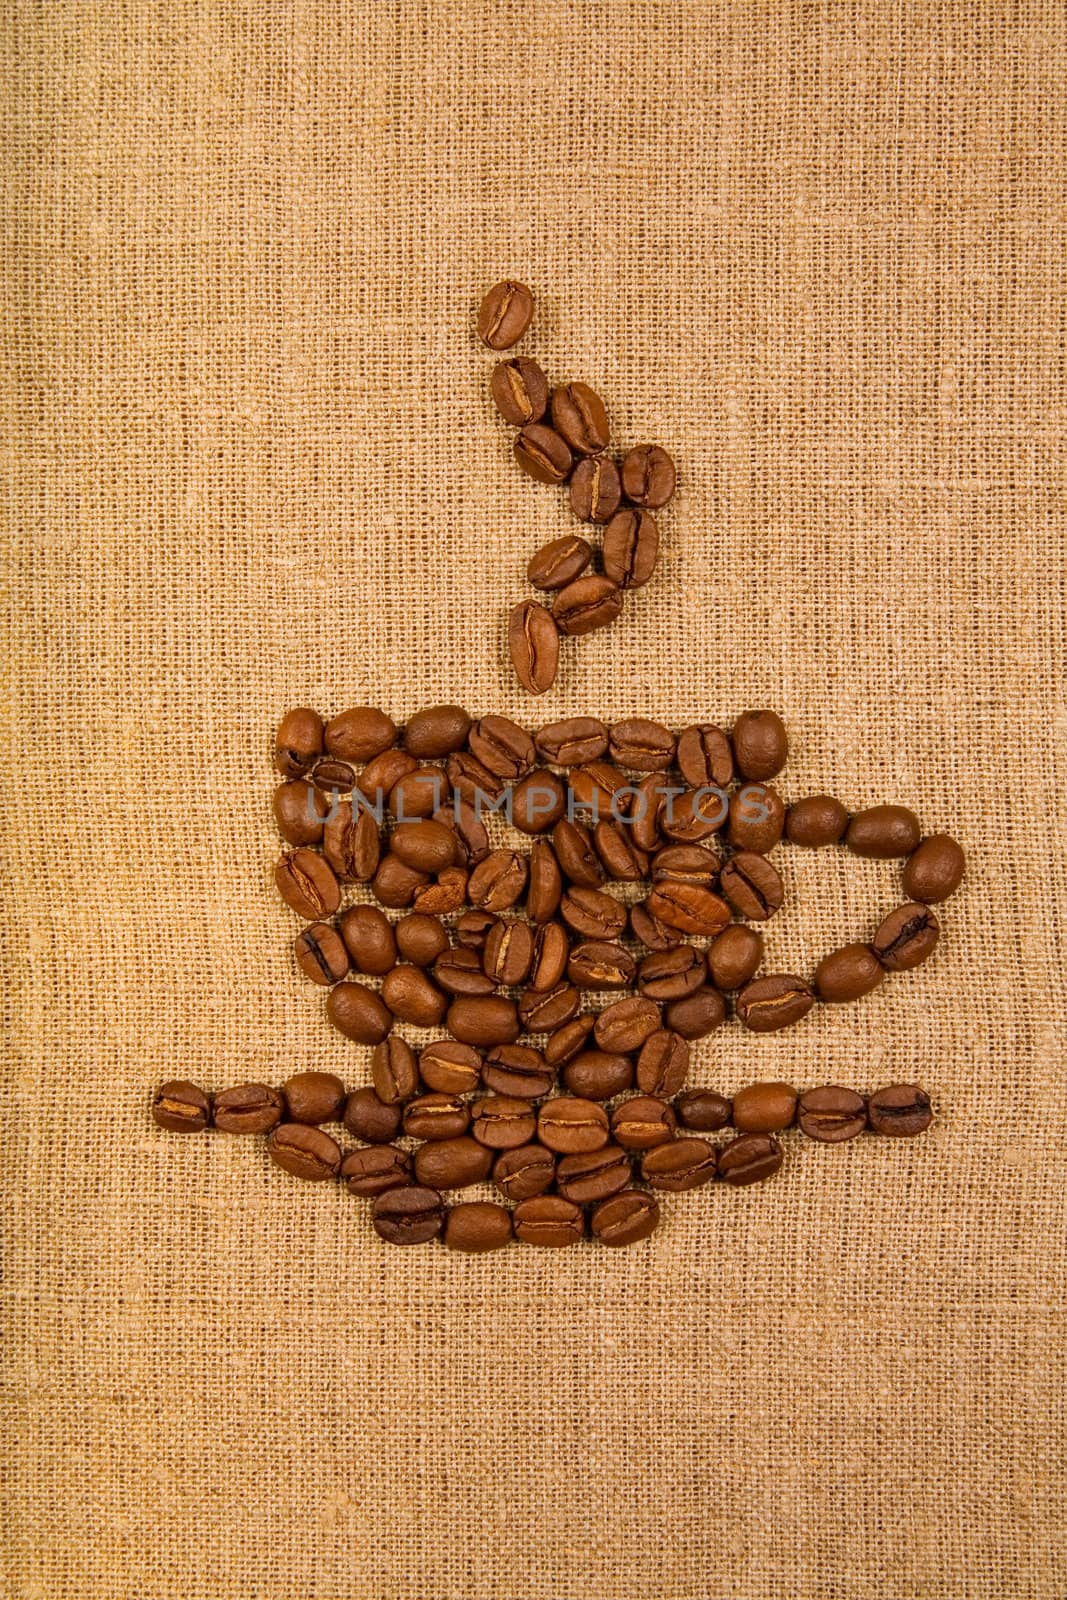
[3,2,1065,1596]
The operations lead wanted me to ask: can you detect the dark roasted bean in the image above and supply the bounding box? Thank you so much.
[543,1014,597,1068]
[446,996,521,1047]
[492,1143,556,1200]
[526,839,563,924]
[641,1137,718,1191]
[268,1123,342,1181]
[590,1190,660,1246]
[719,853,784,921]
[635,1029,689,1096]
[814,944,885,1002]
[326,981,393,1044]
[403,1093,470,1142]
[568,940,636,990]
[594,996,662,1054]
[275,707,324,778]
[517,983,580,1032]
[339,904,397,975]
[395,913,450,968]
[735,976,814,1032]
[481,1044,554,1100]
[559,886,627,940]
[483,919,535,986]
[674,1090,732,1132]
[371,1038,419,1106]
[153,1081,211,1133]
[871,903,940,971]
[273,780,330,846]
[797,1086,867,1142]
[610,1096,676,1150]
[418,1040,483,1095]
[340,1145,412,1197]
[470,1095,537,1149]
[323,803,381,881]
[477,279,534,349]
[528,921,571,992]
[676,724,734,789]
[552,819,605,886]
[553,575,623,636]
[706,925,763,991]
[282,1071,346,1125]
[413,1136,493,1189]
[620,444,675,508]
[490,355,548,423]
[534,717,609,765]
[550,382,610,454]
[646,881,731,938]
[324,706,397,763]
[294,922,350,986]
[569,455,622,522]
[372,1184,446,1244]
[274,850,341,920]
[601,508,659,589]
[343,1087,403,1144]
[846,805,922,859]
[514,422,573,484]
[562,1050,634,1101]
[637,946,706,1002]
[555,1145,632,1205]
[511,770,567,834]
[730,709,788,781]
[717,1133,783,1186]
[213,1083,284,1135]
[663,987,726,1040]
[902,834,966,903]
[727,784,785,854]
[513,1195,584,1247]
[867,1083,934,1136]
[609,718,676,772]
[785,795,849,847]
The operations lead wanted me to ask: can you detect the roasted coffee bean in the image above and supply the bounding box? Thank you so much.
[535,717,609,766]
[528,921,570,991]
[569,455,621,522]
[444,1201,513,1252]
[621,444,675,508]
[283,1071,345,1125]
[732,1081,798,1132]
[323,803,381,882]
[526,839,563,924]
[483,919,534,986]
[553,576,623,637]
[846,805,922,859]
[594,996,662,1053]
[372,1184,446,1244]
[627,772,672,852]
[309,757,356,795]
[511,770,567,834]
[467,715,535,779]
[513,1195,584,1247]
[493,1143,556,1200]
[418,1040,483,1095]
[478,279,534,349]
[537,1096,610,1154]
[552,819,605,886]
[568,940,636,990]
[871,903,940,971]
[544,1013,597,1067]
[641,1137,718,1191]
[610,1095,676,1150]
[268,1123,341,1181]
[606,718,673,772]
[646,881,731,938]
[814,944,885,1003]
[372,854,430,909]
[413,1136,492,1189]
[381,964,447,1028]
[785,795,849,847]
[340,1145,412,1197]
[517,983,580,1032]
[390,820,456,874]
[717,1133,783,1186]
[590,1189,660,1245]
[719,853,784,921]
[593,820,648,881]
[403,705,471,759]
[325,706,397,763]
[569,759,625,820]
[797,1086,867,1142]
[339,905,397,975]
[403,1093,470,1141]
[902,834,966,903]
[388,767,448,819]
[706,925,763,990]
[294,922,350,986]
[445,750,504,808]
[371,1038,419,1106]
[635,1029,689,1096]
[550,382,610,454]
[447,995,521,1047]
[152,1081,211,1133]
[629,899,683,951]
[482,1044,554,1099]
[471,1095,537,1149]
[659,786,728,844]
[651,844,719,889]
[675,1089,732,1132]
[867,1083,933,1136]
[514,422,573,484]
[273,780,330,846]
[212,1083,284,1135]
[343,1087,402,1144]
[562,1049,634,1101]
[275,707,324,778]
[556,1144,632,1204]
[326,981,393,1044]
[395,913,449,968]
[676,724,733,789]
[560,886,627,940]
[434,798,489,867]
[664,987,726,1040]
[357,749,419,804]
[454,909,498,951]
[508,600,559,695]
[274,850,341,920]
[434,947,497,998]
[490,355,548,424]
[735,976,814,1033]
[730,710,788,781]
[728,784,785,854]
[601,508,659,589]
[414,867,470,917]
[468,849,528,912]
[637,946,706,1002]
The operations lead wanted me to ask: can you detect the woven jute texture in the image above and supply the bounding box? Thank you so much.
[3,3,1065,1597]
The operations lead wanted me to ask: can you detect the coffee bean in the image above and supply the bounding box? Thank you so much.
[646,881,731,937]
[621,444,675,508]
[569,760,625,820]
[309,757,356,795]
[447,996,521,1047]
[528,921,571,991]
[553,576,623,637]
[814,944,885,1003]
[636,1029,689,1095]
[727,784,785,854]
[664,987,726,1040]
[797,1086,867,1142]
[627,772,672,852]
[415,863,467,912]
[735,976,814,1032]
[275,850,341,920]
[371,1038,419,1105]
[493,1143,556,1200]
[590,1189,660,1245]
[562,1049,634,1100]
[357,748,419,804]
[340,1145,412,1197]
[674,1089,732,1132]
[717,1133,783,1186]
[267,1123,341,1181]
[390,820,456,874]
[637,946,706,1002]
[731,710,787,781]
[395,913,449,968]
[514,422,573,484]
[434,947,497,998]
[556,1144,632,1204]
[517,983,580,1032]
[413,1136,493,1189]
[444,1201,513,1252]
[468,849,528,912]
[543,1013,597,1067]
[658,786,728,844]
[339,905,397,975]
[867,1083,933,1136]
[323,803,381,881]
[511,770,567,834]
[152,1081,211,1133]
[594,996,662,1053]
[731,1081,797,1132]
[526,839,563,924]
[871,903,940,971]
[610,1095,676,1150]
[467,715,535,779]
[640,1137,718,1191]
[785,795,849,847]
[445,750,504,807]
[273,780,330,846]
[454,910,498,951]
[326,981,393,1045]
[275,707,324,778]
[490,355,548,424]
[569,455,622,522]
[343,1087,402,1144]
[846,805,922,859]
[372,1184,446,1244]
[629,899,683,951]
[483,919,534,986]
[482,1044,554,1100]
[418,1040,483,1095]
[593,820,648,881]
[381,965,448,1027]
[403,1094,470,1142]
[902,834,966,903]
[403,705,472,759]
[719,853,784,921]
[388,767,449,819]
[550,382,610,454]
[283,1070,345,1125]
[706,925,763,990]
[294,922,350,986]
[434,798,490,867]
[650,844,720,889]
[552,819,605,885]
[478,279,534,349]
[537,1096,610,1154]
[372,854,430,909]
[212,1083,284,1135]
[470,1095,537,1149]
[560,886,627,940]
[676,724,734,789]
[568,940,636,990]
[513,1195,585,1247]
[324,706,397,763]
[508,600,559,695]
[535,717,609,765]
[608,718,676,772]
[601,508,659,589]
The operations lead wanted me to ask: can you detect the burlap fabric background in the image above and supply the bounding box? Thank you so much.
[4,3,1065,1597]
